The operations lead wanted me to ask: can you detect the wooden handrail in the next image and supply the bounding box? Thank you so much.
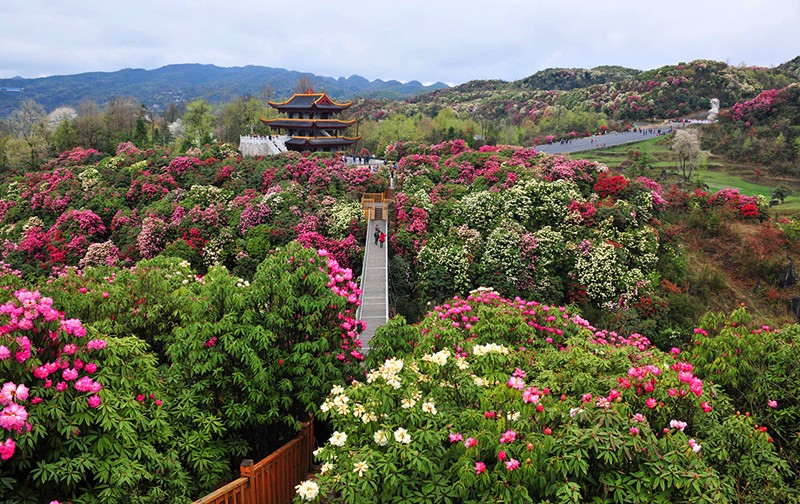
[193,419,315,504]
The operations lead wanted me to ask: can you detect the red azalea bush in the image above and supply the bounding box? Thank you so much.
[593,172,629,199]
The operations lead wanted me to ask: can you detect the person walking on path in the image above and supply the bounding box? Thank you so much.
[379,232,386,248]
[374,225,381,245]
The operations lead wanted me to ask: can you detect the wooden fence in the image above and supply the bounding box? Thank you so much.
[194,418,315,504]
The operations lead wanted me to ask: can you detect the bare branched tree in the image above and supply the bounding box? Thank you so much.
[8,99,47,168]
[293,76,315,94]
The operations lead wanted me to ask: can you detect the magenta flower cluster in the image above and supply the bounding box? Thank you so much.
[729,88,783,122]
[0,290,106,460]
[318,249,365,362]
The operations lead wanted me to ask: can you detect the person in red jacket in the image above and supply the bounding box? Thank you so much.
[379,232,386,248]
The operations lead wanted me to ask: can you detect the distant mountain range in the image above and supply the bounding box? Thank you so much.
[3,57,799,121]
[0,63,450,116]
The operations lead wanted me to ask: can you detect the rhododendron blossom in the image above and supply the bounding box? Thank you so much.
[0,438,16,460]
[0,403,28,432]
[1,383,28,404]
[670,419,688,432]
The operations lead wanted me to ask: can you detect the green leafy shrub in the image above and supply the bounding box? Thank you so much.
[691,307,800,475]
[0,290,192,503]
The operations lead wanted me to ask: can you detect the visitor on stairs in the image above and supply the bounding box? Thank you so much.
[379,232,386,248]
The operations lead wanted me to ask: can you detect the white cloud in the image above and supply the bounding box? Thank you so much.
[1,0,798,83]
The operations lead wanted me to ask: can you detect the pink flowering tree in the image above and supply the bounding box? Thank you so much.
[0,288,195,502]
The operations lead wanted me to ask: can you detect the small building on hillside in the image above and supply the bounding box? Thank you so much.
[239,90,360,156]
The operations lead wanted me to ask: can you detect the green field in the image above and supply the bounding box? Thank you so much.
[572,136,800,213]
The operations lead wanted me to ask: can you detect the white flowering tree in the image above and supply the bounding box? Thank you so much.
[672,129,702,181]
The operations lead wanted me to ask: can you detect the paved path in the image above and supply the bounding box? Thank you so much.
[534,125,677,155]
[357,217,388,352]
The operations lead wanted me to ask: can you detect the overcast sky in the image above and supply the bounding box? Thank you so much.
[2,0,798,85]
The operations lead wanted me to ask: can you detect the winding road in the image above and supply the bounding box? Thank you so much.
[532,123,689,155]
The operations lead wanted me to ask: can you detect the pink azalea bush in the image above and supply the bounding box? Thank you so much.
[0,288,152,500]
[0,289,103,435]
[1,241,369,501]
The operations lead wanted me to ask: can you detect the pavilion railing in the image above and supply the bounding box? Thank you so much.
[193,418,315,504]
[361,189,395,222]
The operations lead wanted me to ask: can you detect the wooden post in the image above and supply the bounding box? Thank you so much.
[240,459,254,504]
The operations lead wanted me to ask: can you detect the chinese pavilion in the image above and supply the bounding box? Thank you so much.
[260,90,360,153]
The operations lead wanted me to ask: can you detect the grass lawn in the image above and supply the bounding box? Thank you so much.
[572,135,800,214]
[698,168,800,212]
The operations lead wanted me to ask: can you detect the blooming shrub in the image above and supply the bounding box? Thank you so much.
[79,240,120,268]
[479,220,525,294]
[593,172,629,199]
[164,242,365,462]
[458,190,502,235]
[0,288,193,502]
[324,200,365,240]
[416,237,471,301]
[729,88,784,122]
[690,306,800,475]
[136,216,167,258]
[297,291,793,503]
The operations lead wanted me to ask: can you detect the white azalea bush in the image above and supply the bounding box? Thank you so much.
[325,200,364,239]
[480,220,525,292]
[295,290,792,503]
[502,178,582,229]
[416,235,471,300]
[573,240,628,305]
[458,190,503,235]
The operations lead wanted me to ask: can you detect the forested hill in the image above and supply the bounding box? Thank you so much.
[0,63,449,116]
[515,65,642,90]
[409,58,800,122]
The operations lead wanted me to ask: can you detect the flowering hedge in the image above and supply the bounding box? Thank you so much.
[0,143,375,280]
